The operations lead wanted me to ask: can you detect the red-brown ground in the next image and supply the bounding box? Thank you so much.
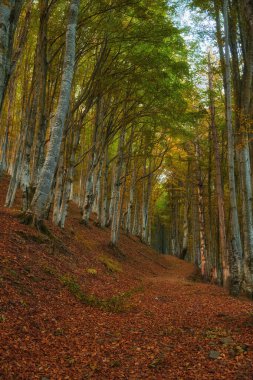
[0,176,252,379]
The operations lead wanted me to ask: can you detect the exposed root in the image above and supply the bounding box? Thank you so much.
[79,219,91,228]
[18,212,72,256]
[108,241,125,259]
[18,212,53,237]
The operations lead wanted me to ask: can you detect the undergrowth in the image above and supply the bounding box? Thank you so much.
[99,255,122,273]
[59,274,141,313]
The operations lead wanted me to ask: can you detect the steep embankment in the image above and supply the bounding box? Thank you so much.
[0,176,252,379]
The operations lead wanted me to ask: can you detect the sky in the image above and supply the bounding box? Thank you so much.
[171,2,218,90]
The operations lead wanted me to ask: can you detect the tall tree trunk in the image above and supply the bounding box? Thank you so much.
[93,153,104,224]
[208,53,230,287]
[59,122,82,228]
[28,0,80,223]
[180,161,190,260]
[82,97,103,225]
[223,0,243,295]
[195,142,208,279]
[110,126,126,246]
[132,196,139,237]
[126,161,136,235]
[0,0,24,113]
[237,0,253,294]
[52,142,65,225]
[31,0,49,187]
[100,145,109,228]
[0,73,16,173]
[5,56,30,207]
[141,160,152,244]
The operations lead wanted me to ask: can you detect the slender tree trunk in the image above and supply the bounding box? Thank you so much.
[110,126,126,246]
[31,0,49,187]
[93,153,104,224]
[0,75,15,173]
[180,162,190,260]
[237,0,253,294]
[52,146,65,225]
[100,145,109,228]
[0,1,24,114]
[28,0,80,223]
[208,53,230,287]
[5,56,30,207]
[107,165,115,227]
[82,97,103,224]
[59,123,82,228]
[141,162,152,244]
[126,161,136,235]
[132,192,140,237]
[195,142,208,279]
[223,0,243,295]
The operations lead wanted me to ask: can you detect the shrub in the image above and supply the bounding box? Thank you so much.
[99,255,122,273]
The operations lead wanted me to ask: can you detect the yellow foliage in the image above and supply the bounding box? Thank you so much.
[99,255,122,273]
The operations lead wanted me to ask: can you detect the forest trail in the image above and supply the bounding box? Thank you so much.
[0,176,253,380]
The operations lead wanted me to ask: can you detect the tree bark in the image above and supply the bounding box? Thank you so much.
[195,142,208,279]
[29,0,80,222]
[110,126,126,246]
[223,0,243,295]
[208,53,230,287]
[0,0,24,113]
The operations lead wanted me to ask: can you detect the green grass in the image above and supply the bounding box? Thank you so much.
[59,274,140,313]
[99,255,122,273]
[42,265,56,276]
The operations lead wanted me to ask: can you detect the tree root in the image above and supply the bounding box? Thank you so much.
[79,219,91,228]
[18,211,72,256]
[18,212,53,238]
[108,241,125,259]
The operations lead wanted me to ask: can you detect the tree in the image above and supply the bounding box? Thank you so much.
[27,0,80,225]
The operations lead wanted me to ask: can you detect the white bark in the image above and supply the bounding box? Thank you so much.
[59,125,82,228]
[107,166,115,227]
[29,0,80,220]
[101,145,109,228]
[82,97,103,224]
[195,142,208,279]
[52,154,64,225]
[141,161,152,244]
[110,127,126,245]
[132,198,139,236]
[94,155,104,223]
[126,163,136,235]
[0,1,23,113]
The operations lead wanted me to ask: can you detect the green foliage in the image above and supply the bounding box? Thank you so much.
[60,275,83,299]
[59,274,141,312]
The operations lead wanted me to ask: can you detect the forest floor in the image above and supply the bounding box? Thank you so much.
[0,176,253,380]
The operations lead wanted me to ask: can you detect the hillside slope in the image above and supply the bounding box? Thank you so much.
[0,177,252,379]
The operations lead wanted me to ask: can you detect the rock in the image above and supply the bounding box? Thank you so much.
[208,350,220,359]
